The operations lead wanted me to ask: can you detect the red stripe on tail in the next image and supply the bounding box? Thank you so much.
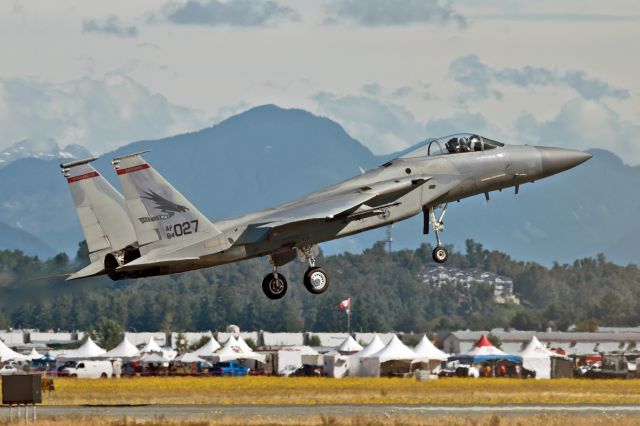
[116,164,150,175]
[67,171,99,183]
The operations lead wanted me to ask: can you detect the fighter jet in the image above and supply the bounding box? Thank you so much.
[61,134,591,299]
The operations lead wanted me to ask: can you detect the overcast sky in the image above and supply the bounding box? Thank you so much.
[1,0,638,162]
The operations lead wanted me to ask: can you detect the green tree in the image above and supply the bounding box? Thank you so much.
[95,318,123,350]
[575,318,599,332]
[487,333,502,349]
[510,310,543,331]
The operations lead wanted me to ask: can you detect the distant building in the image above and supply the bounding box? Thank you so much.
[422,266,520,304]
[443,330,640,355]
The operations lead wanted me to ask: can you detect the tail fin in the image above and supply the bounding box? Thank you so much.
[112,152,222,254]
[61,157,137,269]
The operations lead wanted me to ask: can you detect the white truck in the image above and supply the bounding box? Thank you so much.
[63,360,113,379]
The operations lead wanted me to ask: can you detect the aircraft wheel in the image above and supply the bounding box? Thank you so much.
[262,273,287,299]
[303,267,330,294]
[432,246,448,263]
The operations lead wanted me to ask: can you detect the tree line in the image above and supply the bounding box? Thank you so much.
[0,240,638,334]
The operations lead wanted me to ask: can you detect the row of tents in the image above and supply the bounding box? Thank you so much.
[325,334,566,378]
[1,332,565,379]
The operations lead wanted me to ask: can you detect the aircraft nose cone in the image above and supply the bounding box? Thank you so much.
[536,146,592,176]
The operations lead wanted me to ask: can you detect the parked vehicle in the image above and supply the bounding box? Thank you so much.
[582,354,632,379]
[63,360,113,379]
[292,364,322,377]
[0,364,19,376]
[210,361,249,377]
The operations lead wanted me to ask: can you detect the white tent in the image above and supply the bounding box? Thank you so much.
[519,336,554,379]
[214,343,266,363]
[369,335,420,362]
[193,337,221,356]
[27,348,43,361]
[337,335,363,354]
[105,336,140,359]
[361,335,424,377]
[236,336,254,353]
[140,352,171,365]
[413,335,448,361]
[175,352,207,363]
[412,335,448,374]
[348,335,385,377]
[0,339,28,362]
[140,337,163,353]
[58,337,106,360]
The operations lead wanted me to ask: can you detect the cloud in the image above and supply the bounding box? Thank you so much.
[164,0,299,26]
[515,98,640,163]
[473,13,640,23]
[450,54,630,101]
[0,74,206,154]
[312,91,496,154]
[313,91,422,154]
[82,16,138,38]
[325,0,466,28]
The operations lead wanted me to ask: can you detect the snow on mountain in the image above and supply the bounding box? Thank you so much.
[0,138,91,168]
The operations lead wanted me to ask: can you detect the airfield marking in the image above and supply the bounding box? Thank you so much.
[3,404,640,419]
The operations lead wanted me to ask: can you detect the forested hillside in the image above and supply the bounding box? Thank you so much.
[0,240,638,333]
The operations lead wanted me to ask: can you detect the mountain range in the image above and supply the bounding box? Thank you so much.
[0,104,637,266]
[0,138,90,169]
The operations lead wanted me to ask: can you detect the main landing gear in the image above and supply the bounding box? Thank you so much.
[262,261,288,300]
[428,204,449,264]
[261,245,330,299]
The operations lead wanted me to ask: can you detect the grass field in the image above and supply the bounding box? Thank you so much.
[38,377,640,405]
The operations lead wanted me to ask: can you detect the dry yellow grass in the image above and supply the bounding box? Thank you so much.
[39,377,640,406]
[2,415,640,426]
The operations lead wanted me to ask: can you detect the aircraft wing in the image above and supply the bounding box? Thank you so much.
[252,176,431,230]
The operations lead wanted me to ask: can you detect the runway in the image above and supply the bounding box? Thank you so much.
[3,404,640,420]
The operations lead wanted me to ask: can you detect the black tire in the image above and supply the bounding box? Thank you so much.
[303,267,330,294]
[101,372,108,378]
[262,273,287,299]
[432,246,448,263]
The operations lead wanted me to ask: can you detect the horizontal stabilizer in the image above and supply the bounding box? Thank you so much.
[66,261,106,281]
[115,256,200,273]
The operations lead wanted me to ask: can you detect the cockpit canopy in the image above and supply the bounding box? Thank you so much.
[400,133,505,159]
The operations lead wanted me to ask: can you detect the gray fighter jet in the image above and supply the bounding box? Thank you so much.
[61,134,591,299]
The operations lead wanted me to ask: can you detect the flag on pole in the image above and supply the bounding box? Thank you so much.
[339,297,351,315]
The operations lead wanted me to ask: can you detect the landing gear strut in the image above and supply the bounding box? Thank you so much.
[429,204,449,264]
[301,245,330,294]
[262,257,287,300]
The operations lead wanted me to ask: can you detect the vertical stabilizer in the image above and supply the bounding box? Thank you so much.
[112,152,222,254]
[61,157,137,264]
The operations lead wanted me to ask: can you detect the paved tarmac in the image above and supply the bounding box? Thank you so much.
[3,404,640,420]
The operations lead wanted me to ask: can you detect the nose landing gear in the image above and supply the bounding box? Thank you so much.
[426,204,449,264]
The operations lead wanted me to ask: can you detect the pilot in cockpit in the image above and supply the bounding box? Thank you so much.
[446,137,471,154]
[446,137,460,154]
[459,137,471,152]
